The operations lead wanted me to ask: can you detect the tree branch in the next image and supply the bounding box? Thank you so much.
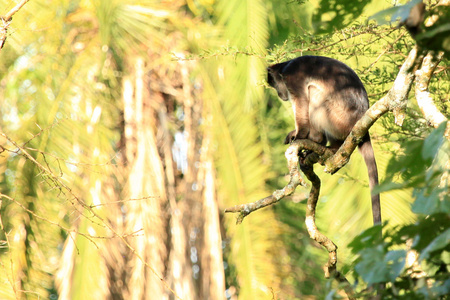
[301,161,355,299]
[225,142,309,224]
[415,51,448,128]
[224,139,335,223]
[0,0,30,50]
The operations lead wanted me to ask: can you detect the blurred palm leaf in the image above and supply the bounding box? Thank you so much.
[208,71,283,298]
[202,0,288,298]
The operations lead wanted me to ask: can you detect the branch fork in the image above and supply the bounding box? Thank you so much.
[224,143,308,224]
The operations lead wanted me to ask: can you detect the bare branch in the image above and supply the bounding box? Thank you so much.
[225,142,308,224]
[300,162,355,299]
[224,139,334,223]
[3,0,30,21]
[0,18,10,49]
[415,51,448,128]
[0,0,30,49]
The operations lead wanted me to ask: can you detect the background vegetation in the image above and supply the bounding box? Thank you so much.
[0,0,448,299]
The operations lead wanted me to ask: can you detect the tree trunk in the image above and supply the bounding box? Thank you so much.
[122,58,168,299]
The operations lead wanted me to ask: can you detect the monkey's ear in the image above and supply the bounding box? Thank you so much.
[267,62,286,87]
[267,62,287,76]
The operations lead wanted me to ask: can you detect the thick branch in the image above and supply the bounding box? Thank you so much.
[415,51,448,128]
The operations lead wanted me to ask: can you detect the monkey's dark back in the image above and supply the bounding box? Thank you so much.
[281,56,366,91]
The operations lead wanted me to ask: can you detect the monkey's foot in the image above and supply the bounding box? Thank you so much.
[284,130,297,144]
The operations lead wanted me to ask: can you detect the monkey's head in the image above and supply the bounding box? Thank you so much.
[267,63,290,101]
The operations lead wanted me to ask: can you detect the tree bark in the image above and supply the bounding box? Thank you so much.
[415,51,447,128]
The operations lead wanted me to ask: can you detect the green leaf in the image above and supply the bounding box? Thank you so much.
[412,187,450,215]
[369,0,422,25]
[349,224,384,253]
[395,213,449,252]
[416,6,450,56]
[311,0,371,34]
[419,228,450,261]
[354,247,407,284]
[386,139,429,181]
[355,245,388,284]
[385,250,407,282]
[372,181,407,194]
[422,122,446,160]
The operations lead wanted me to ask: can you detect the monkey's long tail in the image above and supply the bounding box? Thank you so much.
[358,134,381,226]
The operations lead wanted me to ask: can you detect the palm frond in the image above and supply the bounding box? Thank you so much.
[203,48,283,300]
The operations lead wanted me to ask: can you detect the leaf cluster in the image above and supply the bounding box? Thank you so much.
[371,0,450,57]
[349,124,450,299]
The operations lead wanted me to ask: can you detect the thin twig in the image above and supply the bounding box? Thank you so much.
[364,31,407,74]
[0,0,30,49]
[225,144,307,223]
[3,0,30,21]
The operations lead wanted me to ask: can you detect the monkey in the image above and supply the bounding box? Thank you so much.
[267,55,381,225]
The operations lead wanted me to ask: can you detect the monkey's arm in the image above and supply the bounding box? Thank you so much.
[284,95,312,144]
